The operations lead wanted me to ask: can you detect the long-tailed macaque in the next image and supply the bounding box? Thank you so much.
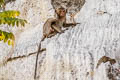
[41,7,79,41]
[34,7,80,79]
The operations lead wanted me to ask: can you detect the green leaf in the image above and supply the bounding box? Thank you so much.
[8,40,11,45]
[0,30,15,45]
[16,20,19,27]
[8,40,14,46]
[0,6,27,46]
[0,17,27,27]
[0,10,20,18]
[4,38,8,43]
[12,20,15,26]
[24,20,27,23]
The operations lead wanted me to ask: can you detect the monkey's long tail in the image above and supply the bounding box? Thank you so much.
[34,36,45,79]
[34,40,42,79]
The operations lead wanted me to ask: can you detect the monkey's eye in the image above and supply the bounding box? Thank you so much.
[62,10,65,12]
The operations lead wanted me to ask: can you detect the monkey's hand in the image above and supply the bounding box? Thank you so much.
[59,28,69,34]
[59,30,65,34]
[72,23,80,27]
[76,23,81,24]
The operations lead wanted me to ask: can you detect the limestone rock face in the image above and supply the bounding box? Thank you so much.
[0,0,120,80]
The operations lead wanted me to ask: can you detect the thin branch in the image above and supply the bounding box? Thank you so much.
[6,48,46,63]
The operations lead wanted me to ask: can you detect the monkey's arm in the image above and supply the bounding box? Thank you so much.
[63,23,80,27]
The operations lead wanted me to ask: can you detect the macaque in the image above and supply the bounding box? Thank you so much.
[34,7,80,79]
[41,7,80,41]
[96,56,116,68]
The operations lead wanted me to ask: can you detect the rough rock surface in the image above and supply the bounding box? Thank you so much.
[0,0,120,80]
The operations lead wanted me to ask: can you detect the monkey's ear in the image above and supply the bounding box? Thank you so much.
[55,9,58,14]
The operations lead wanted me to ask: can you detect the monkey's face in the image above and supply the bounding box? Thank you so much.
[59,9,66,17]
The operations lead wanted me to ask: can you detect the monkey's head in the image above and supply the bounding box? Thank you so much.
[55,7,67,17]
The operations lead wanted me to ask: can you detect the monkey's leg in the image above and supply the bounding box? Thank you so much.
[52,24,63,33]
[47,32,57,38]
